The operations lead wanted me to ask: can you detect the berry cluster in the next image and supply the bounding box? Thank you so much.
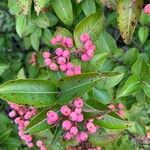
[144,4,150,14]
[29,52,37,66]
[108,103,125,118]
[47,98,99,144]
[8,102,37,148]
[42,33,96,76]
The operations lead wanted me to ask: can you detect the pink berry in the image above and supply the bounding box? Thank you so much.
[118,110,125,117]
[24,112,32,120]
[9,110,16,118]
[87,50,94,58]
[55,35,63,42]
[40,146,46,150]
[49,63,58,71]
[81,54,91,62]
[147,131,150,139]
[55,48,63,56]
[57,57,66,65]
[70,126,78,136]
[79,132,88,142]
[144,4,150,14]
[25,135,32,143]
[60,105,71,116]
[66,69,74,76]
[43,52,50,59]
[86,122,97,133]
[74,98,84,108]
[47,118,53,125]
[66,62,74,70]
[74,66,81,75]
[51,38,57,45]
[75,108,82,114]
[65,38,73,48]
[27,142,34,148]
[118,103,124,109]
[96,147,101,150]
[60,64,67,72]
[76,113,84,122]
[80,33,90,42]
[84,40,93,50]
[70,112,78,121]
[44,58,52,66]
[47,110,59,122]
[36,140,43,147]
[108,104,115,111]
[64,132,72,140]
[63,50,70,58]
[62,120,72,131]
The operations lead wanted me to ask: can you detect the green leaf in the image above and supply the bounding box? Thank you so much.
[35,14,50,28]
[54,27,72,37]
[42,28,53,46]
[25,108,50,134]
[100,0,117,10]
[51,0,73,25]
[142,76,150,98]
[34,0,50,15]
[93,88,112,104]
[8,0,20,15]
[58,73,104,104]
[16,15,27,37]
[117,0,143,44]
[138,26,149,44]
[118,75,141,97]
[0,129,12,141]
[85,98,108,111]
[82,0,96,16]
[139,10,150,25]
[31,28,42,51]
[94,114,131,129]
[124,48,139,66]
[97,72,124,89]
[131,58,148,79]
[96,31,117,54]
[0,63,9,76]
[0,79,58,107]
[89,132,120,147]
[74,13,105,48]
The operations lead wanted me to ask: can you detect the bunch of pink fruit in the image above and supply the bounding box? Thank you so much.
[8,102,46,150]
[47,98,100,145]
[108,103,125,118]
[42,33,96,76]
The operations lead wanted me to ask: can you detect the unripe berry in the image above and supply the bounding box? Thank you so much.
[62,120,72,131]
[108,104,115,111]
[118,110,125,117]
[118,103,124,109]
[60,105,71,116]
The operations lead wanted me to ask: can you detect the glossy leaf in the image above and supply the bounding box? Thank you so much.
[58,73,104,104]
[0,64,9,76]
[142,76,150,98]
[74,13,105,48]
[118,75,141,97]
[0,79,58,107]
[94,114,131,129]
[117,0,143,44]
[96,31,118,54]
[51,0,73,25]
[138,26,149,44]
[25,108,50,134]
